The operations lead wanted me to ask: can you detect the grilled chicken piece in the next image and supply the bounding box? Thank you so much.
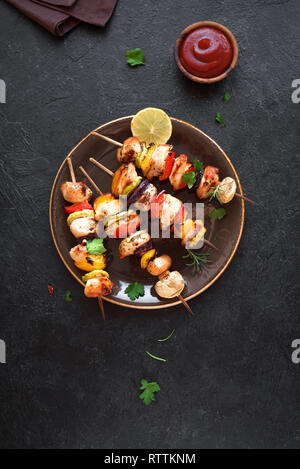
[112,163,138,197]
[160,194,183,231]
[169,154,191,191]
[217,177,237,204]
[94,198,125,222]
[119,230,151,259]
[117,137,143,163]
[105,210,140,238]
[69,241,88,262]
[155,270,185,299]
[69,217,96,238]
[196,166,220,200]
[147,144,173,180]
[61,182,92,204]
[134,184,157,212]
[84,277,114,298]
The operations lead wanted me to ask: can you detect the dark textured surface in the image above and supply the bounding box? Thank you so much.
[0,0,299,449]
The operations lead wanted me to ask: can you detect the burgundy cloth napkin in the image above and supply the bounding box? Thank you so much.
[6,0,118,36]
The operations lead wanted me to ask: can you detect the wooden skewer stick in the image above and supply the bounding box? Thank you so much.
[89,158,114,177]
[79,166,103,195]
[91,131,122,148]
[98,297,106,321]
[235,192,257,205]
[178,295,194,315]
[90,133,256,206]
[66,158,106,321]
[67,157,76,183]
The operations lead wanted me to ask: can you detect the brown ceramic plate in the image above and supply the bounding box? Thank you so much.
[50,116,244,309]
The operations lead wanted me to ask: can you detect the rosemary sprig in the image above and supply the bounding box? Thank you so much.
[183,250,212,275]
[158,329,175,343]
[208,185,224,203]
[146,351,167,362]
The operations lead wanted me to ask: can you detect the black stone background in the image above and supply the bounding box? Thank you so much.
[0,0,299,449]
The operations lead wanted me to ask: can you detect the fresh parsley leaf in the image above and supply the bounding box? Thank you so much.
[146,351,167,362]
[158,329,175,342]
[209,208,227,220]
[139,379,160,405]
[86,238,106,256]
[125,48,145,67]
[216,112,226,128]
[193,158,204,172]
[224,92,231,104]
[125,282,145,301]
[182,171,196,189]
[65,290,72,302]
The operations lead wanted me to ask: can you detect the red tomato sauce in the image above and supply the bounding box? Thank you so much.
[179,27,233,79]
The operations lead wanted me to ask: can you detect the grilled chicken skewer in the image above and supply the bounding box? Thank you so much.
[60,157,113,320]
[92,132,256,205]
[90,158,219,253]
[80,170,195,315]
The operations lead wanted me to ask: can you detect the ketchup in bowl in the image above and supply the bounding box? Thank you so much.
[179,26,233,79]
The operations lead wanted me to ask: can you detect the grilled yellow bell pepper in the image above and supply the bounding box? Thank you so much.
[188,227,207,249]
[93,194,115,212]
[67,210,95,227]
[75,254,106,272]
[140,249,156,269]
[82,269,109,283]
[140,145,156,176]
[136,144,147,169]
[122,176,142,196]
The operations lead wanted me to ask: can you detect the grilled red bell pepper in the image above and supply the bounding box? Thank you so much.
[151,191,166,218]
[159,152,175,181]
[64,202,93,214]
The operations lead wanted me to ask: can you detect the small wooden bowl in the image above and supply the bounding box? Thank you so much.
[174,21,239,84]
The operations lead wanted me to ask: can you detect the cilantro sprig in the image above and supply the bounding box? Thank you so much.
[216,112,226,128]
[193,158,204,172]
[86,238,106,256]
[224,92,231,104]
[125,282,145,301]
[182,159,204,189]
[139,380,160,405]
[182,171,196,189]
[65,290,72,302]
[209,208,227,220]
[125,48,145,67]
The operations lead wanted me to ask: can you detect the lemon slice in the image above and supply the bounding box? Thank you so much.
[131,108,172,145]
